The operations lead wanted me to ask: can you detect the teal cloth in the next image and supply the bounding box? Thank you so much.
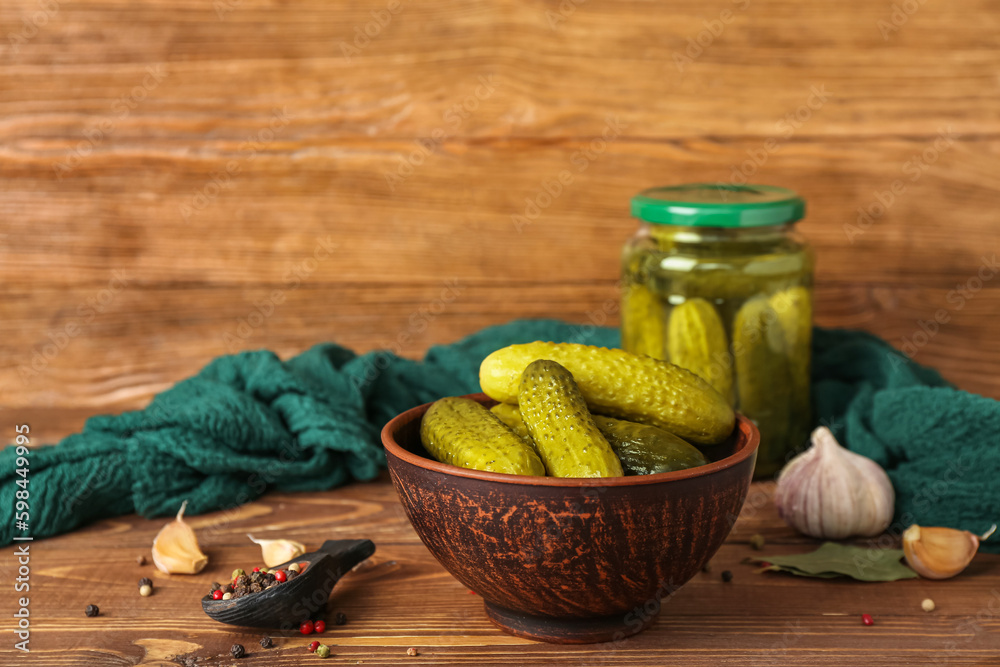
[812,328,999,549]
[1,320,997,552]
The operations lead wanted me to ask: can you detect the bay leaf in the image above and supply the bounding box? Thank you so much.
[747,542,918,582]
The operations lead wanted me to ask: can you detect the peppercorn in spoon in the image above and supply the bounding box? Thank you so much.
[201,539,375,629]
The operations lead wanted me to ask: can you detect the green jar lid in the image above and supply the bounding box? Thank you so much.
[631,184,805,227]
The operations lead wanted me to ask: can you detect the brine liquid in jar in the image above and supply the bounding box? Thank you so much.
[621,184,814,477]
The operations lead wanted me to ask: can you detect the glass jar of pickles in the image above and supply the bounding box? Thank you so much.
[621,184,814,477]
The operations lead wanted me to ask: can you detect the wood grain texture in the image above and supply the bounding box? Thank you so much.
[1,475,998,666]
[2,1,999,138]
[2,1,999,662]
[2,0,1000,419]
[4,282,1000,430]
[3,139,999,287]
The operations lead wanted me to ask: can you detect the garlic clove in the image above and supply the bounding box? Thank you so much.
[774,426,895,540]
[247,534,306,568]
[902,524,996,580]
[151,501,209,574]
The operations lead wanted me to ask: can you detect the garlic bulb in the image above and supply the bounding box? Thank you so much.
[151,501,209,574]
[774,426,894,539]
[247,534,306,568]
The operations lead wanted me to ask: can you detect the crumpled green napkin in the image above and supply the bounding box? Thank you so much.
[1,320,996,552]
[812,328,998,550]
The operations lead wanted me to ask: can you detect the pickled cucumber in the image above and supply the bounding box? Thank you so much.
[667,298,733,404]
[419,397,545,476]
[480,342,735,445]
[732,297,790,476]
[621,283,667,359]
[592,415,709,475]
[621,234,667,359]
[492,403,709,475]
[769,286,813,447]
[517,360,624,478]
[490,402,534,444]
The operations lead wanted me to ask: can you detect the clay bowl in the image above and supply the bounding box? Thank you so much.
[382,393,758,644]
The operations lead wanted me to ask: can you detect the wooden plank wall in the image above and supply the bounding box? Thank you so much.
[2,0,999,443]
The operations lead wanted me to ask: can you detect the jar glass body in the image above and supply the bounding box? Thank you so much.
[620,222,814,477]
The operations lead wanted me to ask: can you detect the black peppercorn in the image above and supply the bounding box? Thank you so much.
[231,644,245,659]
[259,636,273,649]
[721,570,733,583]
[85,604,99,617]
[286,569,299,581]
[138,577,153,588]
[334,611,347,626]
[210,582,222,592]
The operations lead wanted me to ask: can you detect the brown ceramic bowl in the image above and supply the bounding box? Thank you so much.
[382,394,759,644]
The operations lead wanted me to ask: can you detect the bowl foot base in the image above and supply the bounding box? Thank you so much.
[483,600,657,644]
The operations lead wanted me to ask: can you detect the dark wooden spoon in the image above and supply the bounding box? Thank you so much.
[201,539,375,629]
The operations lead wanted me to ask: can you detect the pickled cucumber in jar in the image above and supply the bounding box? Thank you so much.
[621,232,667,359]
[621,184,814,477]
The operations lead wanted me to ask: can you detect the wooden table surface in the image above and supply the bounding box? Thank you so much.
[3,473,998,667]
[4,0,1000,431]
[3,2,1000,663]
